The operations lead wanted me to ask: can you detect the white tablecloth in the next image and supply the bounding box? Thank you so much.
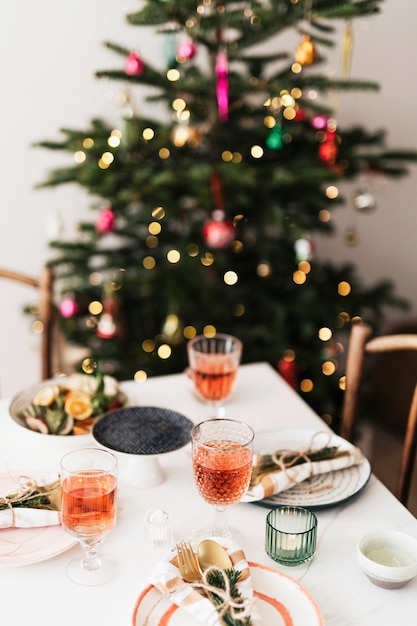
[0,362,416,625]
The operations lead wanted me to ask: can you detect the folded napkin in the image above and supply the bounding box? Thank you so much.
[242,434,365,503]
[148,536,262,625]
[0,473,61,529]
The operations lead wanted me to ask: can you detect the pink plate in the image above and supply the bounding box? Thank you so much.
[132,561,323,626]
[0,471,76,567]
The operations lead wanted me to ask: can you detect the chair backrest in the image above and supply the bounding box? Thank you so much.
[341,319,417,506]
[0,266,54,380]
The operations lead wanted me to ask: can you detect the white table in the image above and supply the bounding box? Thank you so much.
[0,362,416,625]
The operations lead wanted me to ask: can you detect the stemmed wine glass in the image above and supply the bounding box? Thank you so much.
[187,334,242,418]
[191,418,254,545]
[60,447,118,586]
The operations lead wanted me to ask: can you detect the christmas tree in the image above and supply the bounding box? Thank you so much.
[35,0,416,427]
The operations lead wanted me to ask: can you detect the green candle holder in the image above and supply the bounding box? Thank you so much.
[265,506,318,566]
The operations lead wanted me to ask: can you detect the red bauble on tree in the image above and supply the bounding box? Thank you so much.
[277,355,298,389]
[203,211,235,249]
[203,171,234,248]
[319,130,338,165]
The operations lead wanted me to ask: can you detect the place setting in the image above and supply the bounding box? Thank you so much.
[0,369,125,567]
[133,416,324,626]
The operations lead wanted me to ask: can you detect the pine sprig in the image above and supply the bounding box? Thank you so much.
[0,494,51,511]
[206,569,251,626]
[250,445,343,486]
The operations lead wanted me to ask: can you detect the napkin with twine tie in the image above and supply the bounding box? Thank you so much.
[0,473,61,529]
[242,431,365,503]
[148,536,262,625]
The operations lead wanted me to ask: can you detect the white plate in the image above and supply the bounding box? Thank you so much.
[0,471,76,567]
[252,428,371,509]
[132,561,323,625]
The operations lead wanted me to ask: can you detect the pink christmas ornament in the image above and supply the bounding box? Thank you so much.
[60,297,79,318]
[312,114,328,130]
[216,51,229,122]
[125,51,145,76]
[177,39,197,61]
[96,207,116,233]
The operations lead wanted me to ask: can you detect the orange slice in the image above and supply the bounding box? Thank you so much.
[33,384,59,407]
[73,417,95,436]
[64,390,93,421]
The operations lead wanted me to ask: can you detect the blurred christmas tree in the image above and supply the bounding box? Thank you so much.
[35,0,416,427]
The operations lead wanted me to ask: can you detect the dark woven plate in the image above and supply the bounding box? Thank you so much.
[92,406,193,455]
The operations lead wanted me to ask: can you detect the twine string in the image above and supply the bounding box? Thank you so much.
[0,475,60,528]
[270,431,334,492]
[142,566,254,625]
[192,566,254,623]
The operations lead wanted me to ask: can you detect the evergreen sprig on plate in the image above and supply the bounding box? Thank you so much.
[206,568,251,626]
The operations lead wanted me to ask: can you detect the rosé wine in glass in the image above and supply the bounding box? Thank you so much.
[193,440,252,506]
[60,447,118,586]
[187,334,242,417]
[191,419,254,543]
[61,471,117,538]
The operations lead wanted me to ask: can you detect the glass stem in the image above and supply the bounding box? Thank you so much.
[210,401,226,419]
[79,537,104,571]
[212,505,231,538]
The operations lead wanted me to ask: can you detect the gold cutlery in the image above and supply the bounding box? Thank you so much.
[197,539,233,571]
[176,540,203,583]
[176,539,250,625]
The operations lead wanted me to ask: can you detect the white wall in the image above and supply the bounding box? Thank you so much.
[1,0,416,397]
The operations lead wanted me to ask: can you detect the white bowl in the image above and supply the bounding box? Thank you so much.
[357,529,417,589]
[9,375,126,438]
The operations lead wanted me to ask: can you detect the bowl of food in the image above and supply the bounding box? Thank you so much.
[357,529,417,589]
[9,372,127,436]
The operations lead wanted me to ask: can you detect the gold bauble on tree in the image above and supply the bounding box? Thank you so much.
[295,34,316,65]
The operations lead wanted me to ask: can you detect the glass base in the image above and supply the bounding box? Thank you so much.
[65,555,119,586]
[193,524,246,549]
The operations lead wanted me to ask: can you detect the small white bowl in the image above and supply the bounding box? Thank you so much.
[357,529,417,589]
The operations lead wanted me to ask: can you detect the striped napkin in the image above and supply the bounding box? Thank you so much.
[148,536,262,625]
[0,473,61,529]
[242,445,365,503]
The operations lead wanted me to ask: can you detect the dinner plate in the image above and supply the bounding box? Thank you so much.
[252,428,371,509]
[132,561,323,625]
[0,471,76,567]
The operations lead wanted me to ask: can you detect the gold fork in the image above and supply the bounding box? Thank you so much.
[176,540,202,583]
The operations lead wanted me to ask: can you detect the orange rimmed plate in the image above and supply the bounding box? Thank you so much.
[132,561,323,626]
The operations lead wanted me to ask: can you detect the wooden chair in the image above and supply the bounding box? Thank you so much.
[341,319,417,506]
[0,266,54,380]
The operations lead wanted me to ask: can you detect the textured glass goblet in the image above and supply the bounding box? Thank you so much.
[191,418,254,544]
[187,334,242,418]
